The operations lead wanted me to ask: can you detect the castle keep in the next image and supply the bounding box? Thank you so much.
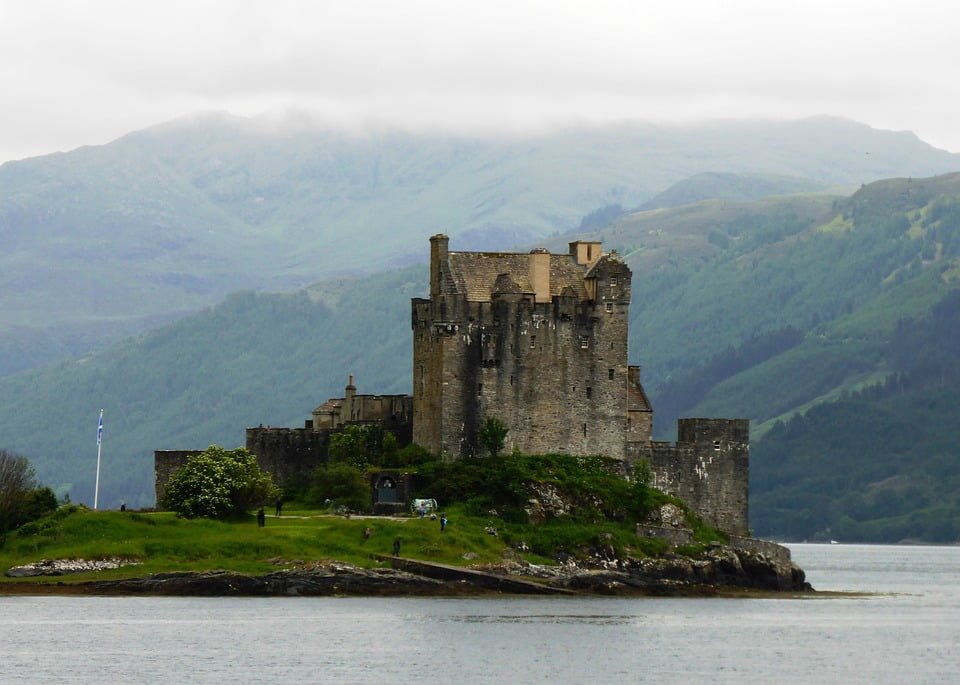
[156,235,750,535]
[412,235,650,458]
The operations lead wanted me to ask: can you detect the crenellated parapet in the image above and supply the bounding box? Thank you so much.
[628,418,749,536]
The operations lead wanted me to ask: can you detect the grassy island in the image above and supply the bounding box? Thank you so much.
[1,453,738,591]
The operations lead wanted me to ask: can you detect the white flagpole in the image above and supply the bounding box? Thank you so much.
[94,409,103,510]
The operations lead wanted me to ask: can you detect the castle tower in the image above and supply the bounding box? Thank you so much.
[412,236,634,459]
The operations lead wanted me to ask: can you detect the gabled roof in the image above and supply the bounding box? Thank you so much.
[628,381,652,413]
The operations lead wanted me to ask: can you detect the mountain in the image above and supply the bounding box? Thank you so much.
[0,268,421,508]
[2,114,958,377]
[636,172,830,211]
[2,165,960,539]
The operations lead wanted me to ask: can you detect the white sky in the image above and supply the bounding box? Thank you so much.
[1,0,959,164]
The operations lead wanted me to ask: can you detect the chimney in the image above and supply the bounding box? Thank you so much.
[569,240,603,266]
[528,248,551,303]
[430,234,450,297]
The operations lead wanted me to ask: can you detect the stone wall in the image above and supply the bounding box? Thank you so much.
[629,418,749,536]
[412,238,633,460]
[153,449,202,507]
[635,524,694,547]
[245,427,330,487]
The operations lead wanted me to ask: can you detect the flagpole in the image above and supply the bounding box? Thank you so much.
[94,409,103,510]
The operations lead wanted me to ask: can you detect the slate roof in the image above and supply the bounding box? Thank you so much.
[628,380,652,413]
[446,251,590,302]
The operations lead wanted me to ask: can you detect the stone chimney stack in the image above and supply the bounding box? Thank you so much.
[430,234,450,297]
[528,248,551,303]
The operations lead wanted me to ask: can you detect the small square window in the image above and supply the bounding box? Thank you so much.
[605,302,613,313]
[713,440,721,452]
[608,368,614,380]
[610,275,618,286]
[586,387,592,399]
[530,335,536,349]
[579,335,589,349]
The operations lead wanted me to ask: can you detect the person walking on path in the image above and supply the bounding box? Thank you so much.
[275,498,283,517]
[257,507,266,527]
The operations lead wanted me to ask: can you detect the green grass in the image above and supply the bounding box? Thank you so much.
[0,505,513,585]
[0,453,731,587]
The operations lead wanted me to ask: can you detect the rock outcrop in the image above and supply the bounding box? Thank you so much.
[5,558,141,578]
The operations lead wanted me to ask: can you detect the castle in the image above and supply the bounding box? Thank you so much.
[156,236,749,535]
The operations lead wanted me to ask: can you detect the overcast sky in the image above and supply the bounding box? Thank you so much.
[1,0,958,165]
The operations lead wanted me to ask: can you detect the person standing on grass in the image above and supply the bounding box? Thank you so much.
[393,537,401,556]
[257,507,266,527]
[440,514,448,532]
[275,497,283,517]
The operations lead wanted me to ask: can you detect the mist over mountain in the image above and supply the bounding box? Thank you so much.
[2,113,960,541]
[1,114,957,377]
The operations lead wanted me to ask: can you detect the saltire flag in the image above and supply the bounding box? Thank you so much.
[97,409,103,446]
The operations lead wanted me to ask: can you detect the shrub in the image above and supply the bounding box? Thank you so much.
[309,463,370,512]
[161,446,279,519]
[478,417,508,457]
[1,450,57,534]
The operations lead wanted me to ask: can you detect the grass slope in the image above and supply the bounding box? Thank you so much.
[0,454,702,584]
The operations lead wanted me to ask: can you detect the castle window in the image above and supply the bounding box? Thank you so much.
[530,335,536,349]
[628,417,633,430]
[510,343,515,353]
[713,440,721,451]
[579,335,589,349]
[582,423,587,437]
[510,375,514,386]
[610,275,618,286]
[608,368,614,380]
[605,302,613,313]
[586,386,592,399]
[477,383,483,396]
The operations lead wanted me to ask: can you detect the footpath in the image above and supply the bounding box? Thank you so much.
[373,554,575,595]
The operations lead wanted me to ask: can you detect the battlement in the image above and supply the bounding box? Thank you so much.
[628,418,749,536]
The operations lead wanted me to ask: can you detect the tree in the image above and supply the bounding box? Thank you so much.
[310,463,370,512]
[329,424,399,467]
[1,449,57,534]
[161,445,279,519]
[478,417,508,457]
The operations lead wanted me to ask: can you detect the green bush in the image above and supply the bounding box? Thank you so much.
[161,446,279,519]
[309,463,370,512]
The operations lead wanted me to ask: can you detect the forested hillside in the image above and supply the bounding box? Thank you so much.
[2,172,959,542]
[0,268,420,508]
[2,114,957,377]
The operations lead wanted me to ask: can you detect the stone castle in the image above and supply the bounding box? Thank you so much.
[156,236,749,535]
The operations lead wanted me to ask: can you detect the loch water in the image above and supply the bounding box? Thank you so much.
[2,544,959,684]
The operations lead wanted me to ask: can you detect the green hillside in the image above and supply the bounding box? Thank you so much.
[2,172,960,543]
[636,172,830,211]
[0,268,421,508]
[2,114,958,377]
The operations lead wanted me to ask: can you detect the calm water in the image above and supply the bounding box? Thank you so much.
[2,544,958,683]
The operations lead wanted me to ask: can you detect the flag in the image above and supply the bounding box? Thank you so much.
[97,410,103,446]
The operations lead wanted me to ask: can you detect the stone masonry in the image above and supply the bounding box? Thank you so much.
[155,235,750,536]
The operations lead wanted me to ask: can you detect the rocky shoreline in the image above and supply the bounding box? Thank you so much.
[2,544,811,597]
